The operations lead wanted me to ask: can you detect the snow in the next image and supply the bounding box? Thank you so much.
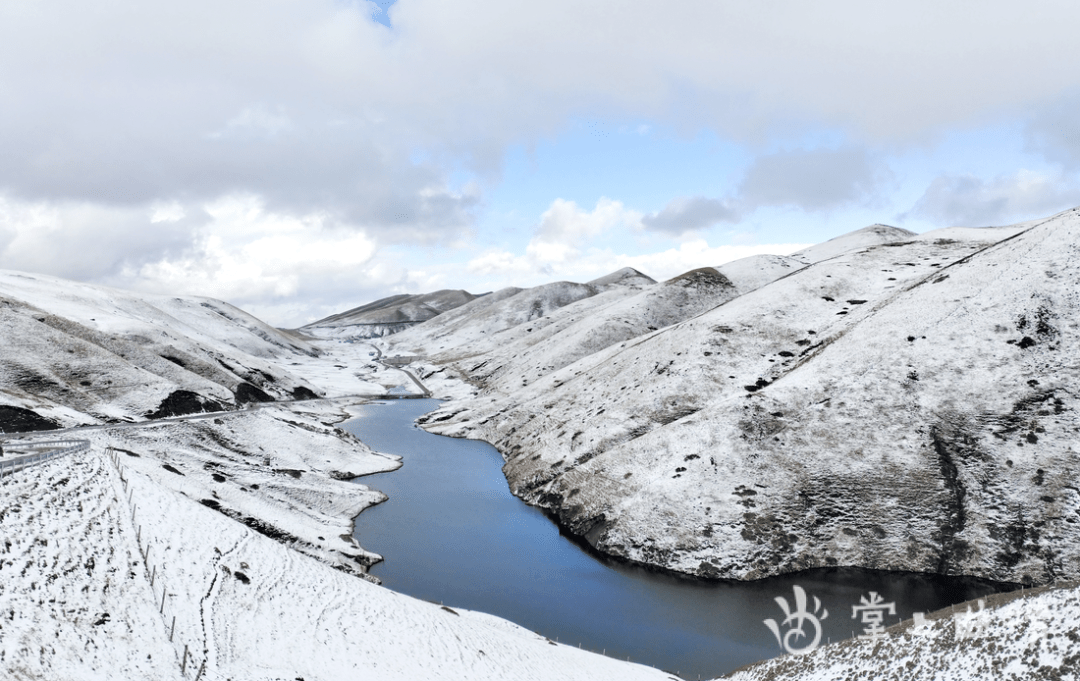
[789,224,916,264]
[4,209,1080,679]
[725,582,1080,680]
[0,450,183,680]
[384,274,653,357]
[0,270,328,427]
[407,267,740,397]
[1,409,673,680]
[417,210,1080,585]
[0,268,672,679]
[715,254,807,294]
[301,290,478,339]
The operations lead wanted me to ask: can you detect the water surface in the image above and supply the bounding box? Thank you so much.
[346,399,1013,678]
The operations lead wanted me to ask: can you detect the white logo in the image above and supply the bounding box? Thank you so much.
[764,585,829,655]
[954,599,992,640]
[851,591,896,640]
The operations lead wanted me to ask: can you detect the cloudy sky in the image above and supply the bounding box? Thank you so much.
[2,0,1079,326]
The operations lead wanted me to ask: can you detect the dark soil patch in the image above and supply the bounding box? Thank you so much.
[235,382,274,405]
[146,390,224,419]
[234,514,299,543]
[233,571,250,584]
[274,468,303,479]
[162,464,184,476]
[0,405,60,432]
[291,386,319,400]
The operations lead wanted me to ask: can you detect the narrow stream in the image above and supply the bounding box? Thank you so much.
[345,399,1014,679]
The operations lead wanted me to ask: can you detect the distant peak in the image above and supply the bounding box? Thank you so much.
[664,267,735,289]
[587,267,657,289]
[858,224,917,238]
[791,224,918,265]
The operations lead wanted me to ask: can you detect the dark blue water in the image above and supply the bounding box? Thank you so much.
[345,399,1014,679]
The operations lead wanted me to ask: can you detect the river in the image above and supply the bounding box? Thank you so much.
[344,398,1014,679]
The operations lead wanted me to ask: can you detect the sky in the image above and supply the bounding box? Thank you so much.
[2,0,1079,327]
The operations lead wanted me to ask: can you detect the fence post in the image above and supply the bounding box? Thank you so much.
[170,615,176,642]
[181,645,188,674]
[160,589,167,614]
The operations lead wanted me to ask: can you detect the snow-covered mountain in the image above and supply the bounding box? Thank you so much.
[0,269,671,681]
[4,213,1077,680]
[412,212,1080,587]
[385,267,657,357]
[0,270,331,431]
[301,289,478,339]
[402,267,741,396]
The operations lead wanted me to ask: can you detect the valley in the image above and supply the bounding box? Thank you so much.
[0,213,1077,679]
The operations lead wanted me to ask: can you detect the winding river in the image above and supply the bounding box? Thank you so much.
[345,399,1013,679]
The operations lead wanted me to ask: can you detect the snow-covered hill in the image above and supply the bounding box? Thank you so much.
[788,224,916,264]
[417,212,1080,586]
[385,267,656,357]
[411,267,741,396]
[0,270,338,430]
[302,289,478,339]
[0,412,671,681]
[0,270,670,680]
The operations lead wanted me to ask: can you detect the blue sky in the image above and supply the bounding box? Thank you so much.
[0,0,1078,326]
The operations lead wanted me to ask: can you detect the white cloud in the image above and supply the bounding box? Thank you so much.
[466,197,809,287]
[642,196,738,235]
[209,104,295,140]
[0,193,395,327]
[524,198,643,271]
[464,238,812,290]
[0,197,197,281]
[737,147,889,212]
[903,170,1079,227]
[2,0,1079,324]
[3,0,1079,217]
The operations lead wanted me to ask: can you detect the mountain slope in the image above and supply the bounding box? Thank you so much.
[302,289,477,339]
[428,267,740,395]
[386,268,655,357]
[0,270,324,430]
[420,212,1080,585]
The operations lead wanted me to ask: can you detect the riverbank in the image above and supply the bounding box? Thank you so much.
[1,349,675,679]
